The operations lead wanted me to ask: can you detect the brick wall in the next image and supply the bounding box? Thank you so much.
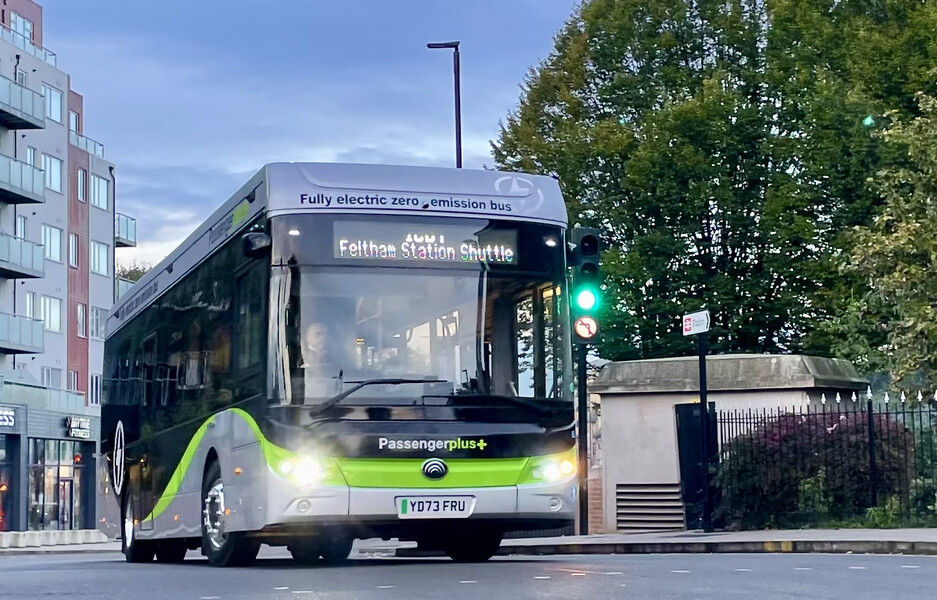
[588,475,604,533]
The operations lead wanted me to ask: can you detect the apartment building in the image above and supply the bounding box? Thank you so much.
[0,0,135,532]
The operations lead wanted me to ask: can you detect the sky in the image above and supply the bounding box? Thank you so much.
[38,0,576,267]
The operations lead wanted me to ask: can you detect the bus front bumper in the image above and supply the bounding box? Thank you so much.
[265,475,579,527]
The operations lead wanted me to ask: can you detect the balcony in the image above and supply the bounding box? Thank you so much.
[117,277,135,299]
[69,131,104,158]
[0,154,45,205]
[0,74,45,129]
[0,312,43,354]
[0,232,43,279]
[115,213,136,247]
[0,23,57,67]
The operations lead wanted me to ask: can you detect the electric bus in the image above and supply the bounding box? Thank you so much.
[101,162,576,566]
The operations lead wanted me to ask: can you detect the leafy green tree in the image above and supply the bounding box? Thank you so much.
[832,93,937,384]
[116,260,151,282]
[492,0,937,361]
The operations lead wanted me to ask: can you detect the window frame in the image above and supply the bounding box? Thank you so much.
[90,174,109,210]
[40,84,63,124]
[41,153,63,193]
[40,295,62,333]
[90,241,109,276]
[77,168,86,202]
[41,224,62,262]
[68,233,78,268]
[77,303,86,338]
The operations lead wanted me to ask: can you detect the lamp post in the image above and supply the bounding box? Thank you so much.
[427,41,462,168]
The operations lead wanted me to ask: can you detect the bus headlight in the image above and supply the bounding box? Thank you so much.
[278,456,325,485]
[522,451,577,484]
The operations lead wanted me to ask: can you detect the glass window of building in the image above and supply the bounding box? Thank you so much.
[27,439,88,530]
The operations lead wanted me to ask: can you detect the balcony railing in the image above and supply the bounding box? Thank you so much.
[117,277,135,299]
[0,311,43,354]
[115,213,136,247]
[0,231,43,278]
[69,131,104,158]
[0,23,57,67]
[0,74,44,129]
[3,379,90,414]
[0,153,45,204]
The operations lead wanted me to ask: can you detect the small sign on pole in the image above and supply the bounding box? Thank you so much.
[682,310,710,336]
[682,308,713,533]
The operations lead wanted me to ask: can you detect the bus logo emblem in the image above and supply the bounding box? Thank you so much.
[421,458,448,480]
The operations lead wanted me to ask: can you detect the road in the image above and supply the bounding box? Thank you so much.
[1,549,934,599]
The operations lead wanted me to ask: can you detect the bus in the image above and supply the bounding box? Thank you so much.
[101,162,577,566]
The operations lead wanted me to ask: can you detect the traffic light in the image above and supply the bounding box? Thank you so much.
[571,227,602,344]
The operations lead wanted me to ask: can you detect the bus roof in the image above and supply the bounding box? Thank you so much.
[107,162,568,337]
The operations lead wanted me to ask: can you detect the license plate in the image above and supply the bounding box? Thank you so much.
[395,496,476,519]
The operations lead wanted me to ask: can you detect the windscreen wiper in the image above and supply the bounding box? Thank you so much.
[309,378,444,417]
[424,393,558,416]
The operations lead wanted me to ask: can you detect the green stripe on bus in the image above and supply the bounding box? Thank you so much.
[144,409,290,523]
[335,457,531,488]
[401,499,408,514]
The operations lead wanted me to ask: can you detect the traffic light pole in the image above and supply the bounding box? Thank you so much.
[577,342,589,535]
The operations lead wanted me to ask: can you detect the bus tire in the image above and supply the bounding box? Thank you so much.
[155,540,188,563]
[288,541,322,565]
[443,531,502,563]
[121,494,154,563]
[201,460,260,567]
[319,533,354,564]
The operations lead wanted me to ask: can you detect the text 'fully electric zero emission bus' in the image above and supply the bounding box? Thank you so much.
[101,163,577,566]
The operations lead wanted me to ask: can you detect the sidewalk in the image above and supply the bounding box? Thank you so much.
[490,528,937,557]
[2,529,936,557]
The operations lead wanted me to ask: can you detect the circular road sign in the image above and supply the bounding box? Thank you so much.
[574,315,598,340]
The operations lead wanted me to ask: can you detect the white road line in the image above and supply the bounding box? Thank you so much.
[274,588,289,591]
[734,569,752,572]
[200,597,221,600]
[460,581,477,584]
[291,593,316,596]
[571,573,586,576]
[794,568,812,571]
[606,571,624,575]
[377,586,396,589]
[671,570,691,574]
[902,565,921,569]
[848,566,867,570]
[533,576,551,580]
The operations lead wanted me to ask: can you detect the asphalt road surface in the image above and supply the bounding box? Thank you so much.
[1,549,935,600]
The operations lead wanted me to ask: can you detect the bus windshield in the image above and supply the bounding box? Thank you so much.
[267,215,570,406]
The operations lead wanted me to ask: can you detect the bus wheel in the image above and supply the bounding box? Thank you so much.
[200,461,260,567]
[121,495,154,563]
[443,531,502,563]
[319,533,354,564]
[288,541,322,565]
[155,540,188,563]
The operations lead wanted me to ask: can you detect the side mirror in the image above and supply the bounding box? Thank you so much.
[243,232,271,257]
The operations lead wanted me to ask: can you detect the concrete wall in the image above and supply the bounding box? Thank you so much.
[599,389,810,532]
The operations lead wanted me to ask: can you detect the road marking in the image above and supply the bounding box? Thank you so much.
[671,570,691,574]
[794,568,812,571]
[848,566,867,570]
[377,586,396,589]
[902,565,921,569]
[460,581,477,584]
[291,593,316,596]
[274,588,289,591]
[734,568,752,572]
[606,571,624,575]
[201,597,221,600]
[571,573,586,576]
[534,576,551,580]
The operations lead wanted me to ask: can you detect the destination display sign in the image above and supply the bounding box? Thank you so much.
[333,221,518,266]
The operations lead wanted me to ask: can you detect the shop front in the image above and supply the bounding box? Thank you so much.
[0,382,100,532]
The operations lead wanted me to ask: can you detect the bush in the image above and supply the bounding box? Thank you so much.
[714,410,915,529]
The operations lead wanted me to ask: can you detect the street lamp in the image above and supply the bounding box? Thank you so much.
[427,41,462,168]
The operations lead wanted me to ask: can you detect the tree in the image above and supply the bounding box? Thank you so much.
[832,93,937,385]
[492,0,937,361]
[117,260,151,283]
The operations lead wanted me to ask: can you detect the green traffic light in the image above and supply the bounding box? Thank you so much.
[575,288,598,311]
